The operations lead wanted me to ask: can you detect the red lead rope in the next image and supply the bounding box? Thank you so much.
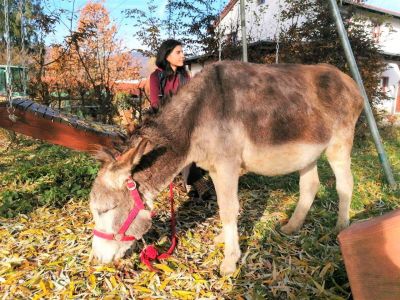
[140,183,177,272]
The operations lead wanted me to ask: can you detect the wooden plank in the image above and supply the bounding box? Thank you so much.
[0,102,124,152]
[11,98,28,106]
[21,100,35,111]
[35,103,49,118]
[338,209,400,300]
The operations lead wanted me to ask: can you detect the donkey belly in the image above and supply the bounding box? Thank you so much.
[242,142,328,176]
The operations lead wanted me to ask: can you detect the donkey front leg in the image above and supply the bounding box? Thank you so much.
[209,165,241,275]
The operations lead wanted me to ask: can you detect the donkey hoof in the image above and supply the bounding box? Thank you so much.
[280,223,299,235]
[335,219,349,232]
[220,260,236,276]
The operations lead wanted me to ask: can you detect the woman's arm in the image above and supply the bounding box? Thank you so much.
[149,71,161,110]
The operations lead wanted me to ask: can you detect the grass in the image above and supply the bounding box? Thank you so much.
[0,127,399,299]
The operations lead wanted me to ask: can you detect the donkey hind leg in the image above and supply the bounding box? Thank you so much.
[281,161,320,234]
[325,140,354,231]
[209,165,241,275]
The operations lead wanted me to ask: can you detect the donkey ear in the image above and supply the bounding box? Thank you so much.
[101,138,152,190]
[112,137,151,171]
[89,145,118,164]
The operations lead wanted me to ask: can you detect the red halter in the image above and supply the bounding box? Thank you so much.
[93,177,148,242]
[92,176,177,272]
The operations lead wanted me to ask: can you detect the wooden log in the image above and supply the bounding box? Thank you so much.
[0,100,124,152]
[338,209,400,300]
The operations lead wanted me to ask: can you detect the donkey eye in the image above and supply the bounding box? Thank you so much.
[97,205,117,215]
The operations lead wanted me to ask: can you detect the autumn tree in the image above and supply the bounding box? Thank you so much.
[64,1,140,123]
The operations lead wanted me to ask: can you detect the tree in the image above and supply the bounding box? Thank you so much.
[65,1,140,123]
[1,0,60,104]
[125,0,225,58]
[125,0,163,57]
[0,0,52,57]
[166,0,220,56]
[275,0,387,135]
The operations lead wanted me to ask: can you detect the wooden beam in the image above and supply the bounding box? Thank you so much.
[0,101,124,152]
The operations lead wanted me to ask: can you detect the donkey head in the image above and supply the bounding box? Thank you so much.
[89,138,153,263]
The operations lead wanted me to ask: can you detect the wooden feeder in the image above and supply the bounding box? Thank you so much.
[338,209,400,300]
[0,98,124,152]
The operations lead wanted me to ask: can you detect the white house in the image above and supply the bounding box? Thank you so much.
[187,0,400,114]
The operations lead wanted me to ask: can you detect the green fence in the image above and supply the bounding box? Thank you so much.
[0,65,28,97]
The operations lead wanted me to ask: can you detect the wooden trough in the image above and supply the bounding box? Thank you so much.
[0,98,125,152]
[338,209,400,300]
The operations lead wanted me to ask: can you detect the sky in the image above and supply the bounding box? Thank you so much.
[365,0,400,12]
[44,0,400,50]
[43,0,169,50]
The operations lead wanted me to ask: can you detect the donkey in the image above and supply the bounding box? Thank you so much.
[89,61,363,275]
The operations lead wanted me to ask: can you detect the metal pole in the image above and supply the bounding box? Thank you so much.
[240,0,248,62]
[327,0,396,187]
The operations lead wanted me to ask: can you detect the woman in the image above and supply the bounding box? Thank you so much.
[149,39,215,200]
[149,39,188,111]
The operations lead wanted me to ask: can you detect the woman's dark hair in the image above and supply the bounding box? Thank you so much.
[156,39,187,78]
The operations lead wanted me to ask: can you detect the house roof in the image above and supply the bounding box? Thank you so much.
[113,79,147,96]
[217,0,400,24]
[342,0,400,19]
[218,0,239,25]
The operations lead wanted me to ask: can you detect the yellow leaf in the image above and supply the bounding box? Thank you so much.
[204,250,218,263]
[32,293,44,300]
[172,290,196,299]
[89,274,96,289]
[110,275,118,288]
[154,263,174,273]
[49,281,55,289]
[94,266,116,273]
[194,279,207,284]
[319,262,332,278]
[69,281,75,297]
[192,274,207,282]
[17,286,32,296]
[19,229,44,237]
[200,291,214,297]
[159,278,171,291]
[46,260,63,267]
[133,285,152,293]
[39,280,48,294]
[233,266,241,278]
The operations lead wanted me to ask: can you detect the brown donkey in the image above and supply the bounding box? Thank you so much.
[89,61,363,275]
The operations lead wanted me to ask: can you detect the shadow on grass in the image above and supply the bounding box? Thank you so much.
[144,171,301,243]
[0,141,98,218]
